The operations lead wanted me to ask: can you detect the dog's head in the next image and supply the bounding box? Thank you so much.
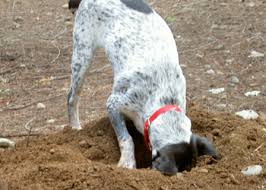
[68,0,81,14]
[152,134,220,175]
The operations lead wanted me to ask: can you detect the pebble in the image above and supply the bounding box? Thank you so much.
[248,50,264,58]
[206,69,215,74]
[244,91,260,97]
[65,21,73,26]
[212,129,220,136]
[246,2,255,7]
[235,110,259,120]
[47,119,56,124]
[14,16,23,23]
[0,138,16,148]
[198,168,208,173]
[50,148,55,154]
[62,4,68,9]
[79,140,88,148]
[230,76,239,84]
[241,165,263,176]
[37,103,46,109]
[209,88,225,94]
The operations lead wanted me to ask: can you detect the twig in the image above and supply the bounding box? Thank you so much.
[0,64,21,75]
[0,133,41,138]
[1,94,64,111]
[254,143,264,152]
[24,117,35,147]
[50,41,61,64]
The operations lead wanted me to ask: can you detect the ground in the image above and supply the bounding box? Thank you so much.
[0,0,265,189]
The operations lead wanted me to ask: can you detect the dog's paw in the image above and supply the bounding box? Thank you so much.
[118,156,136,169]
[71,125,82,130]
[117,138,136,169]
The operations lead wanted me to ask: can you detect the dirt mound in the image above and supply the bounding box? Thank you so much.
[0,105,265,190]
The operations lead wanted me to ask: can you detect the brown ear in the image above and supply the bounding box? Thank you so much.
[191,134,220,160]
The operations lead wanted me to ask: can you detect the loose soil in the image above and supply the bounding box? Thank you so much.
[0,0,266,189]
[1,105,266,189]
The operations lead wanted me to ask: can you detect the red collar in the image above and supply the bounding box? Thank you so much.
[143,105,181,150]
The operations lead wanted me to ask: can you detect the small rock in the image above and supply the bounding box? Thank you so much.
[37,103,46,109]
[206,69,215,74]
[212,129,220,136]
[79,140,88,148]
[50,148,55,154]
[0,138,16,148]
[235,110,259,120]
[62,4,68,9]
[230,76,239,84]
[217,104,227,108]
[241,165,263,176]
[65,21,73,26]
[64,17,71,22]
[246,2,255,7]
[47,119,56,124]
[248,50,264,58]
[209,88,225,94]
[213,44,224,50]
[198,168,208,173]
[14,16,23,23]
[244,91,260,97]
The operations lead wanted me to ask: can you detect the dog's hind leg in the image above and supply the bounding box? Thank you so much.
[67,14,96,130]
[106,94,136,168]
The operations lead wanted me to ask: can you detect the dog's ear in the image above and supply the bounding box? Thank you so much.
[68,0,81,13]
[191,134,220,160]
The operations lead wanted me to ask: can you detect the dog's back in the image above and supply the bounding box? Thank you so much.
[73,0,180,75]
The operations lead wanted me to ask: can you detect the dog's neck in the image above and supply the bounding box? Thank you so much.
[144,106,192,151]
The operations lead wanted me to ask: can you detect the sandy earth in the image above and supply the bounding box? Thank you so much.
[0,0,266,189]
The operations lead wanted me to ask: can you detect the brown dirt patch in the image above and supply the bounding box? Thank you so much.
[1,105,266,190]
[1,0,266,189]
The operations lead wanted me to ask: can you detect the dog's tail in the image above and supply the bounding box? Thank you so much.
[68,0,81,14]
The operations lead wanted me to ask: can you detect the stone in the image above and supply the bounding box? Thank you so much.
[241,165,263,176]
[209,88,225,94]
[230,76,239,84]
[235,110,259,120]
[37,103,46,109]
[248,50,264,58]
[62,4,68,9]
[14,16,23,23]
[47,119,56,124]
[244,91,260,97]
[50,148,55,154]
[206,69,215,74]
[198,168,208,173]
[0,138,16,148]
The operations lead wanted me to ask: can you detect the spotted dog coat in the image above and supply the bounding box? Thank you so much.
[68,0,219,175]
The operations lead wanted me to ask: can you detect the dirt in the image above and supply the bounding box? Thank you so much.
[0,0,266,189]
[0,105,266,189]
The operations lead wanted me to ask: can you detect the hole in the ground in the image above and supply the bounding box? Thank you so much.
[80,117,152,169]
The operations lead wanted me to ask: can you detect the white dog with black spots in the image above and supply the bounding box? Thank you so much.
[67,0,219,175]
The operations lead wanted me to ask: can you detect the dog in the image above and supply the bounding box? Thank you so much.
[67,0,220,175]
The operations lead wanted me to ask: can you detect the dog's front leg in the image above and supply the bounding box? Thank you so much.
[106,95,136,169]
